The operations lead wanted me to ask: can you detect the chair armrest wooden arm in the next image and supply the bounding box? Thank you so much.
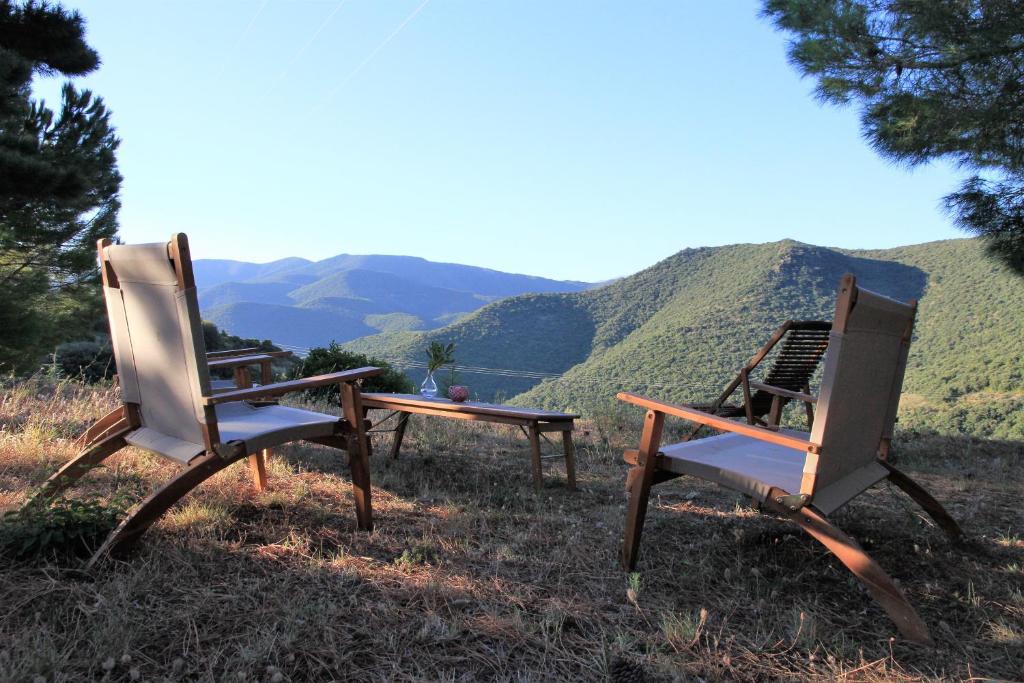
[206,348,293,360]
[616,392,817,452]
[207,353,275,370]
[748,382,816,404]
[203,367,383,405]
[206,347,261,359]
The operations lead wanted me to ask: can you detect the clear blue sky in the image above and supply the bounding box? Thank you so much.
[37,1,964,282]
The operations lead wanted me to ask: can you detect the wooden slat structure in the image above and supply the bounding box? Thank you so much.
[360,393,579,491]
[694,320,831,431]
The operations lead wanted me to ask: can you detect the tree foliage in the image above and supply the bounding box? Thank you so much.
[0,1,120,372]
[289,342,413,402]
[762,0,1024,273]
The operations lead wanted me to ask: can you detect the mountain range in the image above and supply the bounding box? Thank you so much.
[194,254,592,348]
[346,239,1023,440]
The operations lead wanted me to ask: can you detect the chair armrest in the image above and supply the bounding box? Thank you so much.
[748,382,816,404]
[206,347,261,359]
[206,348,294,360]
[202,367,383,405]
[207,353,275,370]
[616,392,817,452]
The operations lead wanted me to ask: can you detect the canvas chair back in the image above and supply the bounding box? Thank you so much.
[804,277,915,496]
[101,237,213,462]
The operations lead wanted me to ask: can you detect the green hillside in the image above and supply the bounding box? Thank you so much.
[349,239,1023,439]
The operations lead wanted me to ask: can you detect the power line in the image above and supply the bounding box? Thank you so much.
[314,0,431,112]
[264,0,352,100]
[211,0,270,90]
[272,345,1014,401]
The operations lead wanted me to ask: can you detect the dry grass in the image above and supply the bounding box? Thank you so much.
[1,377,1022,682]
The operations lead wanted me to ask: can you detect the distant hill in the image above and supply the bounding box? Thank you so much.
[195,254,592,346]
[348,239,1023,439]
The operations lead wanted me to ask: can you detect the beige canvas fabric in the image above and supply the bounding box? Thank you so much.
[100,237,357,469]
[104,243,209,460]
[215,403,339,454]
[176,290,213,422]
[658,431,887,514]
[808,289,915,493]
[655,284,911,515]
[659,431,808,502]
[103,286,141,404]
[125,428,206,464]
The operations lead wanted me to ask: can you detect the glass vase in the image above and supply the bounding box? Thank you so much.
[420,371,438,398]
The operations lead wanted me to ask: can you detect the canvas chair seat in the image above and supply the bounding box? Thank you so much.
[659,431,888,515]
[215,402,340,454]
[125,402,341,465]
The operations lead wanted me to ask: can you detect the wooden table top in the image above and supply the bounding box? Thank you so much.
[360,393,579,422]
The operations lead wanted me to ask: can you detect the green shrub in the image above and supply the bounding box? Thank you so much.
[1,494,128,562]
[288,342,413,401]
[202,320,278,353]
[51,339,114,383]
[202,320,299,384]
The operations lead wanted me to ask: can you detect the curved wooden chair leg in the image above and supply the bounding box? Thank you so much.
[34,430,132,503]
[770,494,933,645]
[86,451,239,568]
[77,406,128,447]
[880,462,964,543]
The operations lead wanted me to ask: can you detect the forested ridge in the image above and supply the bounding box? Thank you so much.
[349,238,1023,439]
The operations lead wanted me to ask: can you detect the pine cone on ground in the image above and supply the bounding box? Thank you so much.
[609,655,647,683]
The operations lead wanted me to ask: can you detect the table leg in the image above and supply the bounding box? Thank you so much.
[528,423,543,491]
[389,412,410,460]
[562,429,577,491]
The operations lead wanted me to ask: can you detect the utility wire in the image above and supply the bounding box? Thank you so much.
[264,0,352,100]
[314,0,431,112]
[211,0,270,89]
[273,345,1012,401]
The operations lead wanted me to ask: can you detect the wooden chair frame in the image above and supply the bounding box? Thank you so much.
[690,319,832,434]
[33,235,381,568]
[618,276,963,645]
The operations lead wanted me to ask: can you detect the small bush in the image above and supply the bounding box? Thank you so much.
[202,320,279,354]
[289,342,413,400]
[393,544,440,569]
[1,494,128,562]
[51,339,114,383]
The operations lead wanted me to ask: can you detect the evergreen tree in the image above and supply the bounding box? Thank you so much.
[0,1,121,372]
[762,0,1024,273]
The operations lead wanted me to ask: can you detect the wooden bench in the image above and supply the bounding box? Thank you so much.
[360,393,579,491]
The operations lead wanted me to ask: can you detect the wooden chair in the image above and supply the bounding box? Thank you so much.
[693,320,832,431]
[203,348,296,466]
[206,347,295,394]
[618,275,962,644]
[34,234,381,567]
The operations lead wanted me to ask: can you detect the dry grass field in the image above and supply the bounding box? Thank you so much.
[1,378,1022,682]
